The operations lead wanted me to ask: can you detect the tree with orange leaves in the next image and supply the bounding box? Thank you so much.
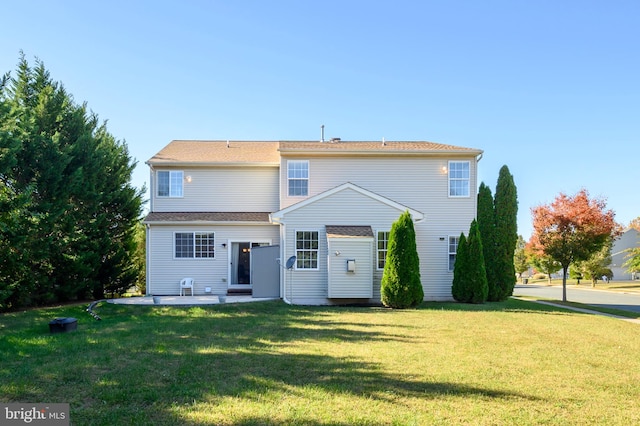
[528,189,620,302]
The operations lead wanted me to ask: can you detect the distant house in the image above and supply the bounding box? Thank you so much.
[611,228,640,280]
[144,139,483,305]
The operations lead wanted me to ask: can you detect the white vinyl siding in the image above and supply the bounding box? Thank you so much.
[153,167,279,212]
[147,224,279,296]
[279,187,412,304]
[327,238,373,298]
[278,155,477,301]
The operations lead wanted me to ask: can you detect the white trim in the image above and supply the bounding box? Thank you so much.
[293,229,320,271]
[286,159,309,198]
[172,231,216,260]
[226,239,273,290]
[271,182,424,223]
[447,160,470,198]
[375,229,391,271]
[157,170,184,198]
[447,235,460,272]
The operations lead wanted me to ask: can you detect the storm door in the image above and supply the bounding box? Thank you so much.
[229,241,270,288]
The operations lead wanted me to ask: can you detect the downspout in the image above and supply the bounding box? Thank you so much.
[145,223,151,296]
[281,223,292,305]
[270,214,292,305]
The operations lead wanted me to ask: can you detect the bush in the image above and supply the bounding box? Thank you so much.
[381,211,423,308]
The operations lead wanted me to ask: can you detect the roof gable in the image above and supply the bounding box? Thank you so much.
[270,182,424,223]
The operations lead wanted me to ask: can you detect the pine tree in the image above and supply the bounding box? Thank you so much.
[381,211,423,308]
[452,220,488,303]
[466,219,489,303]
[493,165,518,301]
[0,54,144,310]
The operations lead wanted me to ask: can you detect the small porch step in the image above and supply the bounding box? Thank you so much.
[227,288,252,296]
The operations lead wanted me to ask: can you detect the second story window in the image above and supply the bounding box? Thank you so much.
[158,170,183,197]
[448,161,470,197]
[288,160,308,196]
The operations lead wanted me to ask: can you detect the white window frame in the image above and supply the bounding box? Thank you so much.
[157,170,184,198]
[448,235,460,271]
[287,160,309,197]
[174,232,215,259]
[295,230,319,270]
[376,230,390,270]
[448,161,470,197]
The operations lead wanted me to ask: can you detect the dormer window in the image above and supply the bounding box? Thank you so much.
[157,170,183,197]
[287,160,308,196]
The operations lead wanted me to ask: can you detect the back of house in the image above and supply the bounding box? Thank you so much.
[144,139,483,305]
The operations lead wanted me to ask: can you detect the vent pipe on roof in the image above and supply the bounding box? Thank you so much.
[382,137,386,146]
[320,125,325,143]
[226,140,230,148]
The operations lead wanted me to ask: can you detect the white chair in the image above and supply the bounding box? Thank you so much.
[180,278,194,296]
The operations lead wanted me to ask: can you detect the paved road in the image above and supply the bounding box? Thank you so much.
[513,284,640,313]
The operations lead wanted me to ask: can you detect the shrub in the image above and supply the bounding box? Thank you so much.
[381,211,423,308]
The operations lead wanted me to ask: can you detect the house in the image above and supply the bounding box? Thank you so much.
[611,228,640,280]
[144,139,483,305]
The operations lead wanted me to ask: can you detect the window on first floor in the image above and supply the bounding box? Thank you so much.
[377,231,390,269]
[448,236,459,271]
[157,170,184,197]
[295,230,318,269]
[448,161,470,197]
[175,232,215,258]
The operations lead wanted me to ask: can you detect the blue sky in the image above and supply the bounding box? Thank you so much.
[2,1,639,239]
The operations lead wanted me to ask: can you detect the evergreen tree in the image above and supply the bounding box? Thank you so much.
[477,182,497,298]
[451,232,468,302]
[452,220,488,303]
[466,219,489,303]
[0,54,144,310]
[493,165,518,300]
[381,211,423,308]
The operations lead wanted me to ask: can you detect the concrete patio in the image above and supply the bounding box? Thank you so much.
[108,295,278,306]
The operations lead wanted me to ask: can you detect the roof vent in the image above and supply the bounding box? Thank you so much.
[330,137,341,143]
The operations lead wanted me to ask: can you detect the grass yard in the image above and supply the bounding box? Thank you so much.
[1,299,640,425]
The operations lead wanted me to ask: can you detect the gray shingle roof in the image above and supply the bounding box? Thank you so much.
[325,225,374,238]
[144,212,272,223]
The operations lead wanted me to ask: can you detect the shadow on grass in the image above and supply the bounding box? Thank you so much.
[1,300,544,425]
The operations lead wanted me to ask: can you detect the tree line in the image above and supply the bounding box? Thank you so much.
[0,55,145,311]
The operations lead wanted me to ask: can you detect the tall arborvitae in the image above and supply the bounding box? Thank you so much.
[477,182,498,299]
[381,210,423,308]
[451,232,468,302]
[493,165,518,300]
[466,219,489,303]
[0,54,144,310]
[452,220,488,304]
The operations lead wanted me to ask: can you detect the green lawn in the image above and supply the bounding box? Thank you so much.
[2,299,640,425]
